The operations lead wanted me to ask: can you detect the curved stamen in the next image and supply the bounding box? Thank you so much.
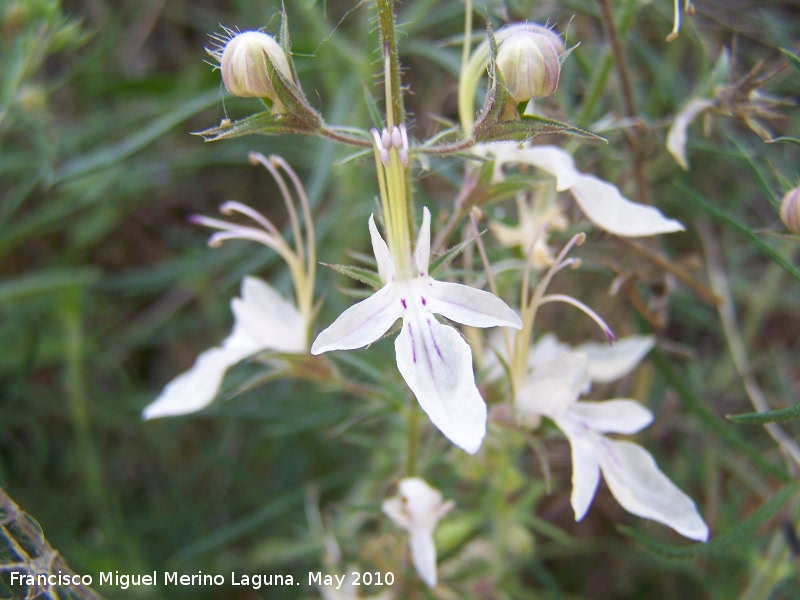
[534,232,586,305]
[249,152,305,266]
[191,214,291,258]
[269,155,317,289]
[219,200,280,237]
[538,293,616,344]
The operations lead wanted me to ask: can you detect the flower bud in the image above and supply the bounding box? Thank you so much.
[496,25,564,102]
[780,186,800,234]
[219,31,292,100]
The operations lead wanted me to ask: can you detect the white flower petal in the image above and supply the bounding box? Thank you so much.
[426,280,522,329]
[415,207,431,275]
[569,399,653,434]
[578,335,655,383]
[534,350,589,392]
[144,276,306,420]
[516,375,579,424]
[528,333,572,367]
[142,346,251,419]
[595,438,709,541]
[484,143,684,237]
[311,285,402,354]
[559,421,602,521]
[409,531,438,588]
[517,350,588,422]
[666,98,714,170]
[369,214,395,284]
[486,144,580,190]
[231,276,306,353]
[394,314,487,453]
[569,174,685,236]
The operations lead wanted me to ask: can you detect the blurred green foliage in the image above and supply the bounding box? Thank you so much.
[1,0,799,599]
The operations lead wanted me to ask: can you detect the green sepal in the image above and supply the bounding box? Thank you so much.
[471,22,604,144]
[264,43,323,132]
[203,41,324,139]
[196,8,322,142]
[322,263,383,290]
[471,23,512,138]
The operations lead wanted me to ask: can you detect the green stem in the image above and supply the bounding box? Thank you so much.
[61,293,114,536]
[405,399,419,477]
[376,0,405,127]
[60,293,145,572]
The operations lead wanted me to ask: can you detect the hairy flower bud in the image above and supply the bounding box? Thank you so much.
[496,25,564,102]
[219,31,292,100]
[780,186,800,234]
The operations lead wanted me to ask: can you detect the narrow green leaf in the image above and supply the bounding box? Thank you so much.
[766,136,800,146]
[194,110,302,141]
[429,236,476,277]
[621,483,800,558]
[729,137,780,206]
[0,268,100,303]
[678,183,800,283]
[779,48,800,75]
[322,263,382,289]
[728,403,800,425]
[651,350,792,483]
[475,116,605,143]
[55,90,219,182]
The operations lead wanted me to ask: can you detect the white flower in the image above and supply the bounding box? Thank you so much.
[142,276,306,419]
[482,144,685,237]
[312,208,522,454]
[382,478,454,588]
[517,337,709,541]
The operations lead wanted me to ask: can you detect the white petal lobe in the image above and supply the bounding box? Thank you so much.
[427,280,523,329]
[569,399,653,435]
[561,424,602,521]
[415,207,432,275]
[394,313,487,454]
[578,335,655,383]
[232,277,306,353]
[311,285,401,354]
[369,215,396,284]
[409,532,438,588]
[570,174,685,236]
[595,439,709,541]
[142,346,251,419]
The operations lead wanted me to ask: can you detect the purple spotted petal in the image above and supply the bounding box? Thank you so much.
[394,309,487,454]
